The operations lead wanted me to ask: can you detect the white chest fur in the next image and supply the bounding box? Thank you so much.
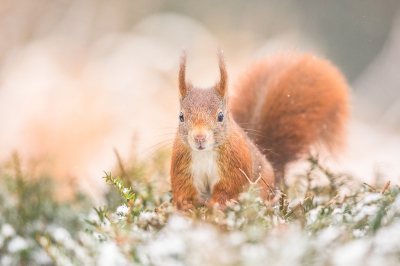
[191,150,220,201]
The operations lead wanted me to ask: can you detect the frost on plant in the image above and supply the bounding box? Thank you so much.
[2,152,400,265]
[81,161,400,265]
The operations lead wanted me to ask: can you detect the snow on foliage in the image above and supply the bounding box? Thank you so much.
[1,153,400,265]
[76,158,400,266]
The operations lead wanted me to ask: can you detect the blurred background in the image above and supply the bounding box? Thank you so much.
[1,0,400,199]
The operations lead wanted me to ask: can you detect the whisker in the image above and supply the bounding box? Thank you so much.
[237,122,258,125]
[152,126,178,130]
[142,142,174,162]
[244,131,269,139]
[240,128,265,134]
[139,133,177,140]
[255,144,280,156]
[241,129,270,140]
[138,139,174,155]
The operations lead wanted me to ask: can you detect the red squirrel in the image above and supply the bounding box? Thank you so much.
[170,51,349,210]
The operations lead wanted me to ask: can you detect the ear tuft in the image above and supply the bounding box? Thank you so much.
[217,50,228,98]
[179,50,188,98]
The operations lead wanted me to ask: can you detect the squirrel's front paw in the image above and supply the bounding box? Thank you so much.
[208,200,227,212]
[175,199,196,212]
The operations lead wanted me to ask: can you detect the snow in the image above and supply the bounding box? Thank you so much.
[97,242,129,266]
[139,211,157,222]
[228,231,246,246]
[307,207,322,224]
[1,224,15,238]
[7,236,29,253]
[116,203,130,216]
[353,205,379,222]
[168,215,191,231]
[361,193,383,204]
[392,194,400,211]
[145,231,186,265]
[53,227,71,243]
[32,249,53,265]
[373,221,400,254]
[1,255,13,266]
[316,226,341,247]
[352,229,366,238]
[241,243,268,265]
[332,239,370,266]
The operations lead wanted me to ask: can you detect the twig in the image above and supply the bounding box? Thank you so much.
[363,182,377,192]
[114,148,127,178]
[284,196,314,219]
[324,194,339,207]
[381,181,390,194]
[270,194,281,205]
[284,201,302,219]
[239,168,261,185]
[260,176,275,196]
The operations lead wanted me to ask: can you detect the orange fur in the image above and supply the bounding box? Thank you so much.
[231,53,349,186]
[170,136,199,210]
[211,122,253,205]
[171,51,349,210]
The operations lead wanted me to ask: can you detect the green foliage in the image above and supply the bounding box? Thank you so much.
[81,156,400,265]
[1,151,400,265]
[104,147,171,212]
[0,153,93,265]
[103,172,136,202]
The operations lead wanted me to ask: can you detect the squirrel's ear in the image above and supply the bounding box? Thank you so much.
[217,50,228,98]
[179,50,188,98]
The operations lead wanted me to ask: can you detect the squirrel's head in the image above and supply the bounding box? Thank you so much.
[177,51,230,151]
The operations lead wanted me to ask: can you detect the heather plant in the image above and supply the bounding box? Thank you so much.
[1,151,400,265]
[82,155,400,265]
[0,153,93,265]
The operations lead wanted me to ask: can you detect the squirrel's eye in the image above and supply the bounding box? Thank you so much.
[217,112,224,122]
[179,112,184,122]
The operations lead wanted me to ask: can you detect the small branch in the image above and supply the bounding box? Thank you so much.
[261,177,275,196]
[381,181,391,194]
[284,201,302,219]
[363,182,377,192]
[324,194,339,207]
[239,168,261,185]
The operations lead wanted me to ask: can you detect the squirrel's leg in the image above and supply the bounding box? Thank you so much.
[210,131,253,207]
[210,169,248,207]
[170,139,200,211]
[171,175,199,211]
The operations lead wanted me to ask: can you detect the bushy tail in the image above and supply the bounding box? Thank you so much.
[230,52,349,184]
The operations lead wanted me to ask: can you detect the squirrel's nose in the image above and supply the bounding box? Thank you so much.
[194,135,206,144]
